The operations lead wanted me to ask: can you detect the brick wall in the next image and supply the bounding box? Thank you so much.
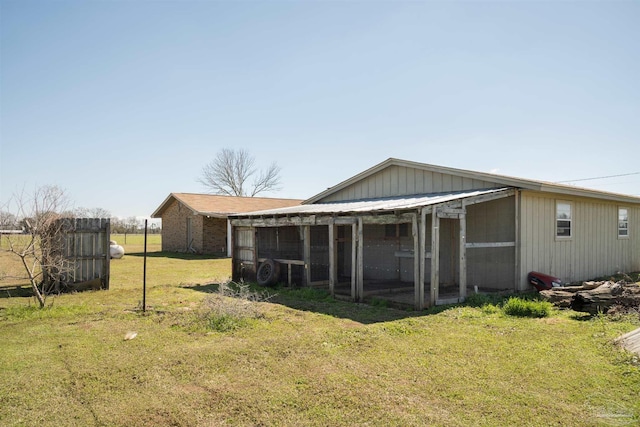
[161,200,184,252]
[160,200,202,252]
[203,217,227,255]
[160,199,227,254]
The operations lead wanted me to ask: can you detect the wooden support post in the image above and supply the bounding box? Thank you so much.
[251,227,257,275]
[226,220,233,257]
[303,225,311,287]
[357,217,364,302]
[514,190,521,291]
[328,220,336,296]
[430,208,440,305]
[459,211,467,301]
[351,223,357,301]
[419,208,427,310]
[412,213,420,310]
[104,219,111,290]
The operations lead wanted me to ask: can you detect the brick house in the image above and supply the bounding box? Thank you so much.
[151,193,302,255]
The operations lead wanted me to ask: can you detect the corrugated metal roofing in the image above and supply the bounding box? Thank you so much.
[231,188,510,217]
[151,193,303,218]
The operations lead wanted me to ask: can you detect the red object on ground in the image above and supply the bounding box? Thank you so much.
[528,271,563,291]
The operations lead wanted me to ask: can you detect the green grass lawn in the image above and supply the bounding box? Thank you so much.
[1,239,639,426]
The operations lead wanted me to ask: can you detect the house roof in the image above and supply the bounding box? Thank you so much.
[231,188,512,218]
[151,193,304,218]
[304,158,640,205]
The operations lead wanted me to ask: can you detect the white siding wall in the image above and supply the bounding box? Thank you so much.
[321,165,505,202]
[519,191,640,289]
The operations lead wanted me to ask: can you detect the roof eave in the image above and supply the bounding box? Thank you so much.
[151,193,178,218]
[535,185,640,204]
[303,158,640,205]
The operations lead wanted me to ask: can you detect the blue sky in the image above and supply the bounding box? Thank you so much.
[1,0,639,220]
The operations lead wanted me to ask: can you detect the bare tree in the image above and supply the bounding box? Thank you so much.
[125,216,141,233]
[0,210,17,229]
[199,148,281,197]
[1,185,73,307]
[75,207,111,218]
[109,217,127,234]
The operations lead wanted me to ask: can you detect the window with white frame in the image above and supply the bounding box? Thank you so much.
[556,201,572,238]
[618,208,629,238]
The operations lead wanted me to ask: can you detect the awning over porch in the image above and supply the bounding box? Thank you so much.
[230,187,511,218]
[230,187,517,310]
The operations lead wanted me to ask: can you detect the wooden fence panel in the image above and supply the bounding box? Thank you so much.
[56,218,110,290]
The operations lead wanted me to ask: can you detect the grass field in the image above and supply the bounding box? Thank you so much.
[1,235,640,426]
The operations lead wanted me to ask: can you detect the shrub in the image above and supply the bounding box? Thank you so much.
[465,293,505,308]
[481,304,501,315]
[177,281,272,333]
[502,297,552,318]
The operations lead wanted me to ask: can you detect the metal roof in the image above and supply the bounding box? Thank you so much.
[231,188,510,218]
[304,158,640,205]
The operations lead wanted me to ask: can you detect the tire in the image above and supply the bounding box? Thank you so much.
[257,259,279,287]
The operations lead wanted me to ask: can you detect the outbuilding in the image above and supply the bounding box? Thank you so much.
[151,193,302,255]
[230,158,640,309]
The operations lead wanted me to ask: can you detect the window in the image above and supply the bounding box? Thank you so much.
[618,208,629,238]
[556,202,572,238]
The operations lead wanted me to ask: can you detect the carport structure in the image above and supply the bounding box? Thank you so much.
[231,187,516,309]
[230,158,640,309]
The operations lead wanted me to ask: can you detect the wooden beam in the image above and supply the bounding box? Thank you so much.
[226,220,232,257]
[257,258,305,266]
[430,208,440,305]
[335,217,357,225]
[303,225,311,287]
[437,208,465,218]
[459,212,467,301]
[418,208,427,310]
[514,189,521,292]
[465,242,515,248]
[357,217,364,302]
[251,227,257,276]
[328,220,336,296]
[351,223,357,301]
[104,219,110,290]
[412,213,420,310]
[231,212,419,228]
[230,216,329,228]
[437,212,462,219]
[360,213,415,225]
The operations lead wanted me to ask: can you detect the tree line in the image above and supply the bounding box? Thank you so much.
[1,206,159,234]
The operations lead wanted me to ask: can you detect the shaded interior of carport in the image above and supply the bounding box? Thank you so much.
[231,188,517,309]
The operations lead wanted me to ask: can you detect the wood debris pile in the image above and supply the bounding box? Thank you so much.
[539,280,640,315]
